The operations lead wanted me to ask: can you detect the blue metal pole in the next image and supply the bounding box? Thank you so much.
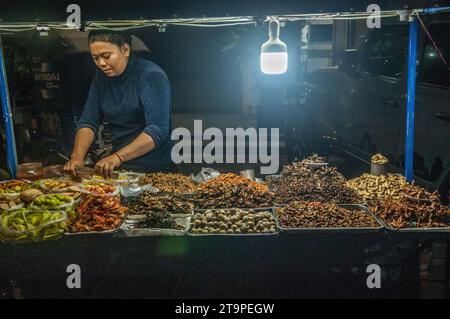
[405,16,418,183]
[423,7,450,14]
[0,35,18,178]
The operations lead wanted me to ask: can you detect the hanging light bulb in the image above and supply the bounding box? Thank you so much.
[260,19,288,74]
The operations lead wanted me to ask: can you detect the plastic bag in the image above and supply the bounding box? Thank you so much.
[190,168,220,183]
[0,208,67,243]
[0,180,30,200]
[119,183,159,198]
[30,194,75,210]
[79,181,119,197]
[39,178,78,193]
[92,172,145,185]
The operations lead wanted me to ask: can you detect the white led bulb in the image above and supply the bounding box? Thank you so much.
[260,19,288,74]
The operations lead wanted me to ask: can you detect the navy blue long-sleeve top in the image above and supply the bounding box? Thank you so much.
[76,54,172,173]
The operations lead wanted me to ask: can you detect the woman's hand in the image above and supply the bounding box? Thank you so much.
[64,158,84,176]
[95,154,121,178]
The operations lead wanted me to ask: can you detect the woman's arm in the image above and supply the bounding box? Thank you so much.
[72,128,96,160]
[64,128,96,175]
[116,133,155,161]
[94,133,155,177]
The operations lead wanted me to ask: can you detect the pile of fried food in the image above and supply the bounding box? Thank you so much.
[67,195,127,233]
[138,172,196,194]
[194,173,274,208]
[371,154,389,165]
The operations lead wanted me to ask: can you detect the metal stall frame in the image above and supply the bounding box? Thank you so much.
[0,35,18,178]
[0,7,449,182]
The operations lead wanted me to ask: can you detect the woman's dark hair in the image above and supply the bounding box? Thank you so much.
[88,30,132,48]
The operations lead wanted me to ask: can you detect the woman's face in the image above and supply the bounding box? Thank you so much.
[90,41,130,77]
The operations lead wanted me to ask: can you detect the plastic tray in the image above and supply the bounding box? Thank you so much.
[188,208,279,236]
[79,188,120,197]
[79,181,119,197]
[118,215,191,237]
[0,180,25,201]
[64,220,123,237]
[39,178,78,193]
[0,209,67,242]
[64,202,125,236]
[30,194,75,211]
[0,192,21,201]
[274,204,384,233]
[92,172,145,185]
[64,227,120,237]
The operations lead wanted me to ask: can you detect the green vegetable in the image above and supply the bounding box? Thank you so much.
[12,217,25,225]
[1,208,67,242]
[2,214,9,228]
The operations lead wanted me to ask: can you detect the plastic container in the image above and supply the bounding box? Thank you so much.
[119,215,191,237]
[0,191,21,202]
[30,194,75,211]
[42,165,66,178]
[89,170,144,185]
[0,208,67,243]
[65,194,124,234]
[64,226,121,237]
[0,180,31,200]
[117,172,143,184]
[39,178,78,193]
[17,162,43,181]
[79,181,119,197]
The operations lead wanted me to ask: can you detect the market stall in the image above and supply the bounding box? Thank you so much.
[0,157,448,298]
[1,2,450,299]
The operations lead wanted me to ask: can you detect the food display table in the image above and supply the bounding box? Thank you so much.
[0,231,448,298]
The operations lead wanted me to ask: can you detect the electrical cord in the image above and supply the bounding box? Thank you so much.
[0,10,402,32]
[416,12,450,73]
